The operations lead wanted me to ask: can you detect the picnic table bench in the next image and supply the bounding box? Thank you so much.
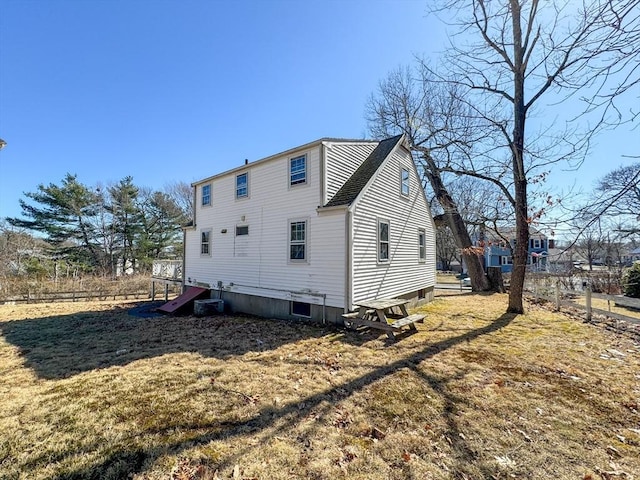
[342,298,425,340]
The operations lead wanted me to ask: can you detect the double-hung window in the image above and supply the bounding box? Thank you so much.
[418,228,426,261]
[290,155,306,186]
[378,220,390,262]
[289,220,307,261]
[236,173,248,199]
[201,230,211,256]
[401,168,410,196]
[202,184,211,206]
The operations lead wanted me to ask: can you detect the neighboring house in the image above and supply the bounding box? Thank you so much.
[623,247,640,266]
[183,134,436,324]
[480,228,551,273]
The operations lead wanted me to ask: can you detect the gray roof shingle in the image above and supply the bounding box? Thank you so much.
[324,134,404,208]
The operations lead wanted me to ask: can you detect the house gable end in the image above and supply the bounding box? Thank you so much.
[323,134,404,208]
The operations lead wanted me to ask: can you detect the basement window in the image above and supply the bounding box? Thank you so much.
[291,301,311,318]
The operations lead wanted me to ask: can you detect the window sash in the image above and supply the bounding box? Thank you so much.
[419,229,426,260]
[290,221,306,260]
[202,184,211,206]
[236,225,249,236]
[379,221,389,261]
[201,230,210,255]
[401,169,410,196]
[290,156,306,185]
[236,173,248,198]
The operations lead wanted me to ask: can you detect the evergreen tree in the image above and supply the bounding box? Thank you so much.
[6,173,103,271]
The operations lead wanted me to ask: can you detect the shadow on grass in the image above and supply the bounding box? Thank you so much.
[0,301,331,380]
[39,310,517,480]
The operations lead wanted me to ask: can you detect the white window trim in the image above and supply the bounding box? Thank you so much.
[200,229,212,256]
[201,184,212,207]
[235,172,249,199]
[501,255,512,265]
[289,154,307,187]
[532,238,541,249]
[235,225,249,236]
[290,301,312,318]
[418,228,426,262]
[400,168,410,197]
[288,218,308,263]
[378,219,390,263]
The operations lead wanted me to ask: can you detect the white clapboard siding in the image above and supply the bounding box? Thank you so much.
[184,144,346,308]
[324,141,378,204]
[351,147,436,304]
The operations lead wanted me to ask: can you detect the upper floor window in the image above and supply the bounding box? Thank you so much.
[201,229,211,256]
[236,225,249,236]
[202,184,211,206]
[289,220,307,261]
[236,173,248,199]
[418,228,426,261]
[531,238,541,249]
[290,155,306,186]
[378,220,390,262]
[401,168,410,196]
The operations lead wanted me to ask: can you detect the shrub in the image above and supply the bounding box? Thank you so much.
[623,262,640,298]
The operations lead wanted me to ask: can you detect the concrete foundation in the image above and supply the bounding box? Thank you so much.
[209,286,434,326]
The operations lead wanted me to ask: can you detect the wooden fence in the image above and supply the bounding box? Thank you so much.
[0,274,181,305]
[1,289,151,304]
[526,274,640,336]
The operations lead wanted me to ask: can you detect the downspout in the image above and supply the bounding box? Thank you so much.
[322,293,326,325]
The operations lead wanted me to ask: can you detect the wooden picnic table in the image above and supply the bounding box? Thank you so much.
[342,297,425,340]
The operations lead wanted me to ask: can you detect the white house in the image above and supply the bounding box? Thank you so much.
[183,134,436,324]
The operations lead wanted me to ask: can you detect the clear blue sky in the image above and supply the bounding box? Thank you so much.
[0,0,637,222]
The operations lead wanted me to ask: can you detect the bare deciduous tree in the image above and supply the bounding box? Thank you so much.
[367,66,492,291]
[421,0,640,313]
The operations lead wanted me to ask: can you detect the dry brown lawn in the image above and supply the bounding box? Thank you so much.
[1,294,639,479]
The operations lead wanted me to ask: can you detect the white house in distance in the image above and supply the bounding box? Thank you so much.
[183,134,436,324]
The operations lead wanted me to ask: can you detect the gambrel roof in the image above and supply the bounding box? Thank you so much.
[324,134,404,207]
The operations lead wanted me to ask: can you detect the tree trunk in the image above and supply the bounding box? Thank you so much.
[422,154,489,291]
[507,0,530,314]
[487,266,505,293]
